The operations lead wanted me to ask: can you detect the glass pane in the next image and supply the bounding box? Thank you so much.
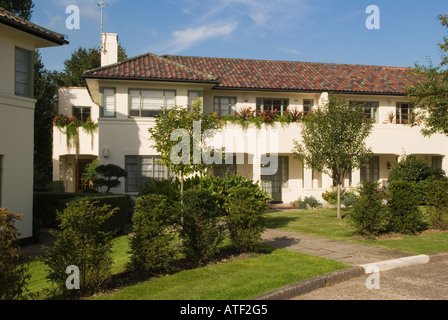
[165,91,176,108]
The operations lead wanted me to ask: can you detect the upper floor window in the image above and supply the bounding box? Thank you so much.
[214,97,236,116]
[303,99,314,116]
[188,91,203,108]
[350,101,379,123]
[256,98,289,115]
[396,102,414,124]
[130,89,176,117]
[101,88,116,118]
[73,107,92,122]
[15,48,33,98]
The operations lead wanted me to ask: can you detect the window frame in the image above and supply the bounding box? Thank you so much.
[256,98,290,115]
[100,87,116,118]
[125,156,173,193]
[396,102,414,124]
[350,101,380,123]
[361,156,380,182]
[213,96,237,116]
[303,99,314,116]
[128,89,177,118]
[72,106,92,123]
[188,90,203,109]
[15,47,33,98]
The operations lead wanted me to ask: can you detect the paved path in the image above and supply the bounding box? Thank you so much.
[261,229,410,265]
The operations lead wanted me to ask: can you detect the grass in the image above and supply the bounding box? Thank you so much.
[263,208,448,255]
[24,233,348,300]
[94,246,347,300]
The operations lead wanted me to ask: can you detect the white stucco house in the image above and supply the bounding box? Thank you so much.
[0,8,68,240]
[53,33,448,204]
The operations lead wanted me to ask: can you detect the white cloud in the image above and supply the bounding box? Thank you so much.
[162,22,238,54]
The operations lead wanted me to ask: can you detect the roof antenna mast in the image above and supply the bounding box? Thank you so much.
[98,0,107,52]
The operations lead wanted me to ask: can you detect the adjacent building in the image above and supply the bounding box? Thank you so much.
[53,33,448,204]
[0,8,68,239]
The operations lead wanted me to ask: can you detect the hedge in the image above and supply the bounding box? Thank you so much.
[33,192,131,234]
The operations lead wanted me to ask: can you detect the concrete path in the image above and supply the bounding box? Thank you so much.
[261,229,410,265]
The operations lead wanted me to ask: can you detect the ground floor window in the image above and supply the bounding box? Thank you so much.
[432,156,443,170]
[361,156,379,181]
[125,156,173,193]
[213,155,237,178]
[261,156,289,202]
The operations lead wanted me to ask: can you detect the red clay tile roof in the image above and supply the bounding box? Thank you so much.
[164,55,414,95]
[84,53,219,83]
[0,7,68,45]
[84,52,415,95]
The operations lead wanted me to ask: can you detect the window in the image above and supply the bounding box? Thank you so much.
[350,101,379,123]
[361,156,380,181]
[396,102,414,124]
[213,155,237,178]
[125,156,173,193]
[129,89,176,117]
[15,47,33,97]
[256,98,289,115]
[101,88,116,118]
[214,97,236,116]
[432,156,443,170]
[73,107,92,122]
[303,99,314,116]
[188,91,203,108]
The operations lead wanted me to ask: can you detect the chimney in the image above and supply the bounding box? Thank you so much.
[101,33,118,67]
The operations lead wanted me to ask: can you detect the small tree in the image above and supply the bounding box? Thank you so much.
[426,180,448,230]
[293,95,374,219]
[128,194,177,278]
[94,164,128,193]
[148,101,222,201]
[42,201,116,298]
[0,209,30,300]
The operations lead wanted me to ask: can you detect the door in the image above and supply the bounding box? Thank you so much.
[76,159,94,193]
[261,156,288,203]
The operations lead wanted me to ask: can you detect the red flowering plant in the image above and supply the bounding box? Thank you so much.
[259,109,280,124]
[284,109,303,123]
[53,114,71,128]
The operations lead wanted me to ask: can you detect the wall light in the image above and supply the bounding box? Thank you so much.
[103,148,110,158]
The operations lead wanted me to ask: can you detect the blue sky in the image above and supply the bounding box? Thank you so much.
[32,0,448,72]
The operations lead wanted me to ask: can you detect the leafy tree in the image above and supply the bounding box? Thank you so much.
[57,45,127,87]
[34,50,59,186]
[293,95,374,219]
[148,101,222,200]
[0,0,34,20]
[407,14,448,136]
[94,164,128,193]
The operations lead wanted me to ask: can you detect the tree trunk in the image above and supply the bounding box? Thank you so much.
[337,183,342,219]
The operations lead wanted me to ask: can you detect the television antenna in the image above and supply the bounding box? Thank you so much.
[98,0,108,52]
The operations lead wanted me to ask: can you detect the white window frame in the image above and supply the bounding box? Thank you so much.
[129,89,176,118]
[101,88,116,118]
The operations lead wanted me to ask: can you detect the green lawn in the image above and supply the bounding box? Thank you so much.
[94,246,347,300]
[24,234,348,300]
[263,208,448,255]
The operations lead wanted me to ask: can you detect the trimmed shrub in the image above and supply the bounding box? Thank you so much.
[226,187,268,253]
[34,192,130,233]
[141,178,180,203]
[180,189,225,266]
[386,180,426,235]
[350,181,388,237]
[42,200,116,298]
[128,194,177,278]
[0,209,30,300]
[426,180,448,230]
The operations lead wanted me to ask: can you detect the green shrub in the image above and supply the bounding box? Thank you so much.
[389,155,447,205]
[0,209,30,300]
[386,180,426,235]
[59,195,131,234]
[226,187,268,253]
[426,180,448,230]
[180,189,225,266]
[350,181,388,237]
[42,200,116,298]
[140,178,180,203]
[33,192,80,228]
[128,194,177,278]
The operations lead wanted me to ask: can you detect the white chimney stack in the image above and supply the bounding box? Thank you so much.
[101,33,118,67]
